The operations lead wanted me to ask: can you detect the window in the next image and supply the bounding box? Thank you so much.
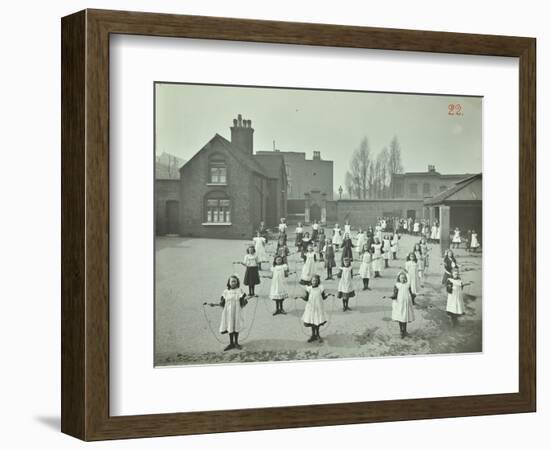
[394,182,404,197]
[205,194,231,223]
[409,183,418,195]
[208,155,227,184]
[423,183,431,195]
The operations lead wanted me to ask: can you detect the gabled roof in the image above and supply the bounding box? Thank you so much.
[424,174,482,205]
[179,134,268,178]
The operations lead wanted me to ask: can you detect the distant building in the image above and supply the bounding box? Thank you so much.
[391,165,472,200]
[155,115,287,238]
[256,148,333,223]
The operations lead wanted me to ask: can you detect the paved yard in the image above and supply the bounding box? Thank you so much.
[155,233,482,366]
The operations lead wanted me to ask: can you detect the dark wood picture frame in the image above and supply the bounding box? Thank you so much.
[61,9,536,441]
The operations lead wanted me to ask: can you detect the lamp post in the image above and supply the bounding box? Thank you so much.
[338,185,343,200]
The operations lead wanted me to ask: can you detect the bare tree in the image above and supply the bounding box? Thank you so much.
[388,136,404,196]
[374,148,390,198]
[367,163,376,199]
[349,137,371,199]
[344,171,355,199]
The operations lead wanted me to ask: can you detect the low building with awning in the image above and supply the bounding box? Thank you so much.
[424,173,482,254]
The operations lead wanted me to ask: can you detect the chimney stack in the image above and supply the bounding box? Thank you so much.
[230,114,254,155]
[428,165,436,172]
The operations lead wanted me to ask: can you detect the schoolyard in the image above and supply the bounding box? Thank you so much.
[154,232,482,366]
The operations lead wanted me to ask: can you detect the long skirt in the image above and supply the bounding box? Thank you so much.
[244,266,260,286]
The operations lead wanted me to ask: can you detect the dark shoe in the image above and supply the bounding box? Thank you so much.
[224,344,234,351]
[273,311,280,316]
[234,344,242,350]
[280,309,287,315]
[307,336,316,343]
[317,337,324,343]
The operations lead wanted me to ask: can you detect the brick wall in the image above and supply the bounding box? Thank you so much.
[334,199,425,227]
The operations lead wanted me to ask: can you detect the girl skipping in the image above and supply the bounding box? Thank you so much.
[239,245,260,297]
[386,271,415,339]
[371,237,384,278]
[332,224,343,248]
[297,274,330,343]
[264,255,291,316]
[340,232,355,263]
[317,227,326,261]
[300,244,317,286]
[301,231,312,260]
[252,231,267,268]
[295,221,304,249]
[452,227,462,249]
[218,275,248,351]
[420,237,430,273]
[405,252,419,305]
[337,256,356,312]
[344,219,352,236]
[446,268,472,327]
[311,220,320,242]
[356,228,367,258]
[413,243,425,287]
[382,234,391,268]
[469,229,480,253]
[359,245,373,290]
[391,231,399,260]
[323,238,337,280]
[442,249,459,285]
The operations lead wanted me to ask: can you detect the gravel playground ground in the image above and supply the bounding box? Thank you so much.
[155,233,482,367]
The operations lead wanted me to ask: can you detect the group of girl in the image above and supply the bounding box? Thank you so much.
[213,219,472,350]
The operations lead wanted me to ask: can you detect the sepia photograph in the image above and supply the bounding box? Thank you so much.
[154,83,482,367]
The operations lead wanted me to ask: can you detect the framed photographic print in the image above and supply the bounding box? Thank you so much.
[61,9,536,441]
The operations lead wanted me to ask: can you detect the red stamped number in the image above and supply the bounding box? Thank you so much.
[448,103,463,116]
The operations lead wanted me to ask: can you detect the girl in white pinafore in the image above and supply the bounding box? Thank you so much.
[470,230,480,252]
[269,255,290,315]
[299,245,317,286]
[344,220,352,236]
[388,272,415,338]
[252,232,267,265]
[371,238,383,277]
[332,224,343,247]
[359,247,373,290]
[452,227,462,249]
[446,268,472,327]
[356,229,366,258]
[219,275,248,351]
[300,275,329,342]
[430,222,438,242]
[405,252,419,304]
[391,232,399,260]
[337,257,356,312]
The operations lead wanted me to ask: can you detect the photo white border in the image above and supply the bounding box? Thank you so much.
[109,35,519,416]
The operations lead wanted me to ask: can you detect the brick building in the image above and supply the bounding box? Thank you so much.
[256,148,334,223]
[391,165,471,200]
[155,115,287,239]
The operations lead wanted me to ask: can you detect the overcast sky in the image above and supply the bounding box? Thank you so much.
[155,83,482,189]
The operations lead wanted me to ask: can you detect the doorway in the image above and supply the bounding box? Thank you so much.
[310,203,321,222]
